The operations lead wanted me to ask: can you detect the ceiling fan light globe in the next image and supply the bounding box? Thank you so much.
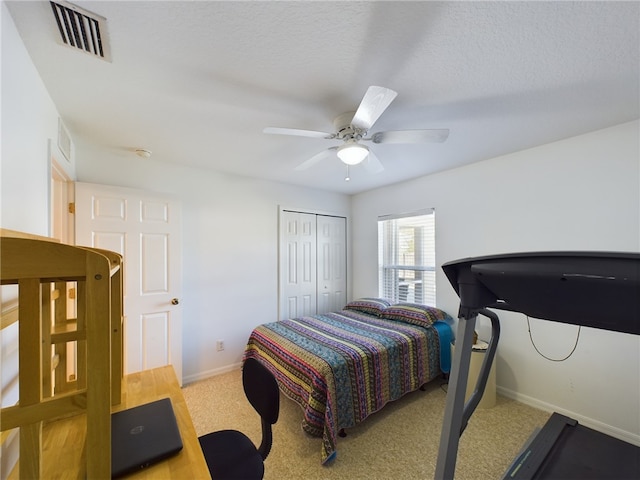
[337,143,369,165]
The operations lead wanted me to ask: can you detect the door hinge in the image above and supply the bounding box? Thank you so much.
[68,202,75,214]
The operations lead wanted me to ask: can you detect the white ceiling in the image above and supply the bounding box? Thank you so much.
[6,1,639,195]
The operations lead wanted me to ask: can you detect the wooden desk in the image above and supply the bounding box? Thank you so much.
[9,366,210,479]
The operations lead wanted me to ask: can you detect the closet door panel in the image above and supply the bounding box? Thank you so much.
[316,215,347,315]
[279,210,347,319]
[280,211,316,320]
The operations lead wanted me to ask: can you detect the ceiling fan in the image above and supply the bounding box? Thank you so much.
[263,86,449,178]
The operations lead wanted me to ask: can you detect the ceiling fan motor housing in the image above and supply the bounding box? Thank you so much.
[334,112,365,140]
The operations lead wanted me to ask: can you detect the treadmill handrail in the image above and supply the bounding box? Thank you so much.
[460,309,500,435]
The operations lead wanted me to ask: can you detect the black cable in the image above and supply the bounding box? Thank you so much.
[526,316,581,361]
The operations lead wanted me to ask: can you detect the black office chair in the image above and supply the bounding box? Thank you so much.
[198,357,280,479]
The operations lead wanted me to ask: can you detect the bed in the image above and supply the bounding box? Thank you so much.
[243,298,453,464]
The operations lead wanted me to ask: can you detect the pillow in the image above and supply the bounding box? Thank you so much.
[344,298,392,316]
[382,302,450,327]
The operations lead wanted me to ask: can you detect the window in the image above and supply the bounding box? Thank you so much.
[378,209,436,305]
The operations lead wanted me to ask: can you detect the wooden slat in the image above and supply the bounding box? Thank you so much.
[1,392,87,430]
[17,278,43,480]
[1,428,17,447]
[53,282,70,395]
[50,318,84,344]
[76,281,87,391]
[111,263,123,404]
[84,251,112,478]
[1,304,19,329]
[50,319,80,336]
[76,245,123,274]
[41,285,53,398]
[0,238,87,282]
[50,330,86,344]
[0,229,57,241]
[19,423,42,480]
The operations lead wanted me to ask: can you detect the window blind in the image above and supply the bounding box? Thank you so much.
[378,209,436,305]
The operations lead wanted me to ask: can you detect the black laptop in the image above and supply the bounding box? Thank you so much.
[111,397,184,478]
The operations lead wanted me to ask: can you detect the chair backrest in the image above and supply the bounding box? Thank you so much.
[242,358,280,459]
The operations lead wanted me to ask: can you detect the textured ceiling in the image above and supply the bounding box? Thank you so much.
[5,1,639,194]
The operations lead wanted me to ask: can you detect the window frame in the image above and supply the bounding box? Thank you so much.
[377,208,436,305]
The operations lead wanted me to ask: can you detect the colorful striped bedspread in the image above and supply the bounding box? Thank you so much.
[243,309,449,464]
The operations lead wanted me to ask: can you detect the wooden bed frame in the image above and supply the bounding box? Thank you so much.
[0,230,124,478]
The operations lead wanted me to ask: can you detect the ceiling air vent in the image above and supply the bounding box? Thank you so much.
[50,0,111,61]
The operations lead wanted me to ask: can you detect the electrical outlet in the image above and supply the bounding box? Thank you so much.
[216,340,225,351]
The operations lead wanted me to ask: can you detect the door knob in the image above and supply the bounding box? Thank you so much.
[171,298,180,305]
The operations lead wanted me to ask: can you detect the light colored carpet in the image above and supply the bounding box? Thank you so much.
[182,369,549,479]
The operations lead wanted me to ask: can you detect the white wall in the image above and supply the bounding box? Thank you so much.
[72,140,351,383]
[1,3,63,235]
[351,120,640,445]
[1,4,72,477]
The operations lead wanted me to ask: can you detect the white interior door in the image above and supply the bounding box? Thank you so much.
[75,182,183,384]
[279,211,317,320]
[316,215,347,314]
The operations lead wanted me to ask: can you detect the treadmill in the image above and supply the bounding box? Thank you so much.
[433,251,640,479]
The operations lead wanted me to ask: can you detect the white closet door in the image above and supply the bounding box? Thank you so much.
[316,215,347,314]
[279,211,317,320]
[279,210,347,320]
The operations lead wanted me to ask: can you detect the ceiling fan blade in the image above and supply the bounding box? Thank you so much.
[362,150,384,174]
[264,127,334,139]
[294,147,338,171]
[370,129,450,144]
[351,86,398,131]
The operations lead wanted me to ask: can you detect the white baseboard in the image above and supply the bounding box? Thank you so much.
[182,362,242,385]
[497,385,640,447]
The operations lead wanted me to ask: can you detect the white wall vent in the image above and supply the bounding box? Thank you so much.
[50,1,111,61]
[57,118,74,163]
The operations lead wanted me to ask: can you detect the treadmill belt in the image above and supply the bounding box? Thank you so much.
[506,413,640,479]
